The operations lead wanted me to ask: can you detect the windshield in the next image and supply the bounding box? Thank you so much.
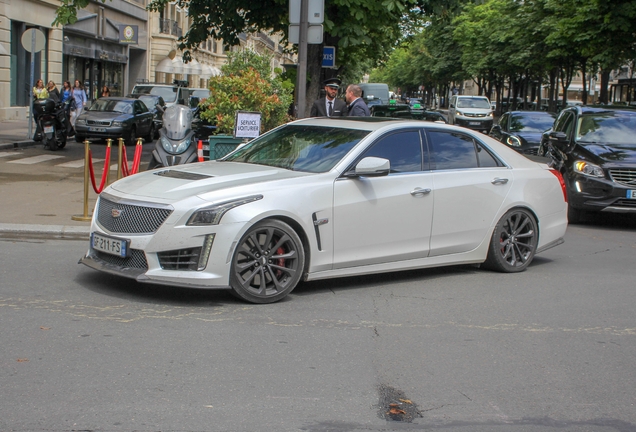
[223,125,370,173]
[88,99,133,114]
[133,86,177,103]
[137,96,158,108]
[191,89,210,98]
[576,113,636,145]
[457,98,491,109]
[510,114,556,133]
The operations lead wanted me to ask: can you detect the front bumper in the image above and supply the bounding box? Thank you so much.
[75,124,128,140]
[567,174,636,214]
[455,117,493,132]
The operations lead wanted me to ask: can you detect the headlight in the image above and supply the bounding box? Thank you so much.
[112,121,123,127]
[76,118,86,125]
[456,110,464,116]
[187,195,263,226]
[573,160,604,178]
[161,136,191,154]
[506,136,521,147]
[488,112,494,117]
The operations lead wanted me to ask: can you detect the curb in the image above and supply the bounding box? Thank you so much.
[0,223,90,240]
[0,140,37,150]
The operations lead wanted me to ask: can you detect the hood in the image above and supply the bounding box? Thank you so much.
[515,132,542,145]
[581,143,636,163]
[108,161,312,202]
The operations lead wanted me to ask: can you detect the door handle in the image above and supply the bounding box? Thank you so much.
[410,187,432,196]
[491,178,509,185]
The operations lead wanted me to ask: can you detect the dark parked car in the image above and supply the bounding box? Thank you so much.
[371,104,447,123]
[490,111,556,156]
[127,94,166,139]
[538,106,636,223]
[75,97,155,145]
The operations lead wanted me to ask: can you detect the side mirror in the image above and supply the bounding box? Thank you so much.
[346,157,390,177]
[155,104,164,114]
[190,97,200,108]
[548,131,572,152]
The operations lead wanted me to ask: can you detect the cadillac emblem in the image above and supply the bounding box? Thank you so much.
[112,209,123,218]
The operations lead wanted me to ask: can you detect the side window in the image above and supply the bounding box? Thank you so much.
[428,131,502,170]
[361,131,422,173]
[499,113,509,131]
[553,111,572,133]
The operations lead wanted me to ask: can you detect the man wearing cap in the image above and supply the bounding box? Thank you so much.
[310,78,347,117]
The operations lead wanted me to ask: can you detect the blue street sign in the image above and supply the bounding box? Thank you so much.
[322,46,336,68]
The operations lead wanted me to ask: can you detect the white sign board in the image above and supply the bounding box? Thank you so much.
[234,111,261,139]
[289,0,324,24]
[288,24,324,44]
[21,28,46,53]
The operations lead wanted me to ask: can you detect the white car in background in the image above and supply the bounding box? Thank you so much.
[80,118,568,303]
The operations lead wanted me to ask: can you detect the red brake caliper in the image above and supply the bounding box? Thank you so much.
[276,247,285,277]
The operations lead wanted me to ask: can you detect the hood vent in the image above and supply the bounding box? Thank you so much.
[154,170,213,181]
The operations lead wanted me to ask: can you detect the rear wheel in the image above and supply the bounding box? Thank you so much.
[230,220,305,304]
[46,135,58,151]
[483,208,538,273]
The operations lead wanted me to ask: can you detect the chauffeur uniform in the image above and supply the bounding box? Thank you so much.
[310,78,347,117]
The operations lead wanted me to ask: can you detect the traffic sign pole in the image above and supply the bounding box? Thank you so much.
[29,32,35,140]
[296,0,309,118]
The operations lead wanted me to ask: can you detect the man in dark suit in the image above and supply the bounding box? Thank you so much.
[345,84,370,116]
[310,78,347,117]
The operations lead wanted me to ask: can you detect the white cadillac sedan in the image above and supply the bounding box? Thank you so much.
[80,118,568,303]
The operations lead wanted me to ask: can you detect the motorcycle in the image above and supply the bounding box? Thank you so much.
[147,103,215,169]
[33,98,69,151]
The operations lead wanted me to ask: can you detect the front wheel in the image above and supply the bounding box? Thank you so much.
[126,126,137,146]
[230,220,305,304]
[483,208,538,273]
[46,135,58,151]
[144,123,155,143]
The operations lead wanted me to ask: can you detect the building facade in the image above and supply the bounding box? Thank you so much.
[0,0,295,121]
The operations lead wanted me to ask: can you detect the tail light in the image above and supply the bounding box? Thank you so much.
[549,169,567,202]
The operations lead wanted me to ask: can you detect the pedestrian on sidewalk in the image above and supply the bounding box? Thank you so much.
[310,78,347,117]
[70,80,88,128]
[60,81,72,103]
[33,79,48,100]
[101,85,110,97]
[47,81,60,103]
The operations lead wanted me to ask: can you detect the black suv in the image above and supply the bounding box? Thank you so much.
[538,106,636,223]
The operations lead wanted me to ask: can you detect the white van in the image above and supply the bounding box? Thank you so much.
[448,95,493,133]
[131,82,192,108]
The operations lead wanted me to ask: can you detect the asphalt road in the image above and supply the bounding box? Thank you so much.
[1,217,635,432]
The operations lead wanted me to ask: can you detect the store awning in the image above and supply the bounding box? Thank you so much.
[200,64,221,78]
[155,56,185,74]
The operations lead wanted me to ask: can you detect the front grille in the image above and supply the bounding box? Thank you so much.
[158,247,202,270]
[87,120,112,126]
[609,168,636,187]
[612,199,636,208]
[464,113,488,118]
[97,196,173,234]
[93,249,148,269]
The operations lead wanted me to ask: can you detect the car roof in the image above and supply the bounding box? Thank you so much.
[577,106,636,116]
[99,97,135,102]
[508,110,556,116]
[291,117,452,131]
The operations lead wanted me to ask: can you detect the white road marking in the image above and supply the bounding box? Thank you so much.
[8,155,64,164]
[56,159,103,168]
[0,152,23,158]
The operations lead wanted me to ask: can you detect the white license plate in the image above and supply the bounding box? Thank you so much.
[89,127,106,132]
[469,122,481,126]
[43,125,54,134]
[627,190,636,199]
[92,232,128,257]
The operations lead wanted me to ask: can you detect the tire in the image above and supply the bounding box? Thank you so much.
[483,208,538,273]
[230,219,305,304]
[47,135,58,151]
[144,123,155,143]
[126,126,137,146]
[75,135,85,143]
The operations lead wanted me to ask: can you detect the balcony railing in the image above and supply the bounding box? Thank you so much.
[160,19,182,38]
[255,32,275,49]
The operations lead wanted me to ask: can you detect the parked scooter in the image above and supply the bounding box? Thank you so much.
[147,103,215,169]
[33,98,69,151]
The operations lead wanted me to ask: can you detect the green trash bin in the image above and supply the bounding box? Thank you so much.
[207,135,244,160]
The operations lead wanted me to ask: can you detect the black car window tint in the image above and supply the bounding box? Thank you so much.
[428,131,478,170]
[361,130,422,173]
[476,141,502,167]
[554,111,571,133]
[500,113,509,131]
[562,112,576,137]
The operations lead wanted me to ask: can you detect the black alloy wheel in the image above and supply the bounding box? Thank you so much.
[483,208,538,273]
[230,220,305,304]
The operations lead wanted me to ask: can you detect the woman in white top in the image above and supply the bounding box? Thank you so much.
[70,79,88,128]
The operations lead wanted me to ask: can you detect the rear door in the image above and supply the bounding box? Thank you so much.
[426,129,512,256]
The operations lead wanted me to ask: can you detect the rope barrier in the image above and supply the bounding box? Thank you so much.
[88,139,112,194]
[118,137,144,179]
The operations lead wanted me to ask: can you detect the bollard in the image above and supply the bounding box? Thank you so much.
[117,137,125,180]
[72,139,93,222]
[105,138,112,186]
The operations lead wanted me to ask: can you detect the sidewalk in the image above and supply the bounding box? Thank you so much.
[0,118,91,240]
